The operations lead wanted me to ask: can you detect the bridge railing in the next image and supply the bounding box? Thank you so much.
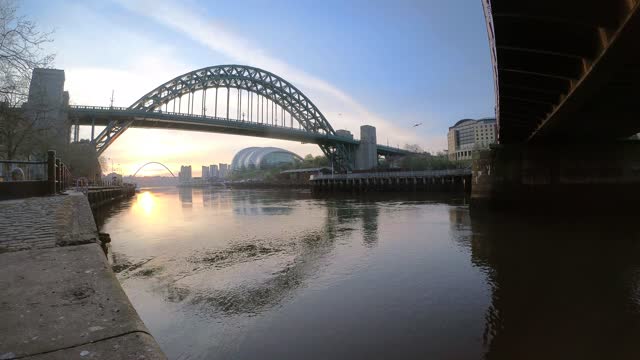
[70,105,129,111]
[310,169,471,181]
[69,105,409,153]
[69,105,331,133]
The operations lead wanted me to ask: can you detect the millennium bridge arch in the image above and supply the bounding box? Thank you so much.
[131,162,176,178]
[77,65,368,170]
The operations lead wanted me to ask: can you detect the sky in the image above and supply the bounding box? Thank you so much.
[22,0,494,176]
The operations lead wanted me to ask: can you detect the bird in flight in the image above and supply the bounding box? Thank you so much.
[413,123,423,127]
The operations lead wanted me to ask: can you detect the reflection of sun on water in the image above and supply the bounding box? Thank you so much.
[134,191,156,216]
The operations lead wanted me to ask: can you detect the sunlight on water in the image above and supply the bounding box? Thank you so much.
[134,191,156,217]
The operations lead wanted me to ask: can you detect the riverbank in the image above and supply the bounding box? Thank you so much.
[0,192,166,359]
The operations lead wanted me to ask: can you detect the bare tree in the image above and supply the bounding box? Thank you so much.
[0,0,54,159]
[0,0,54,99]
[404,143,425,154]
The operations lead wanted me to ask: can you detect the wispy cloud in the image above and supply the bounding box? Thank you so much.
[112,0,426,148]
[51,0,448,176]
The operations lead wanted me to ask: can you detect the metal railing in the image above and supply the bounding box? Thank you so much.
[0,160,47,182]
[0,150,73,197]
[47,150,73,194]
[310,169,471,181]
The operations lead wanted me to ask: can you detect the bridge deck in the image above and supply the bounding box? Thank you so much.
[69,106,408,156]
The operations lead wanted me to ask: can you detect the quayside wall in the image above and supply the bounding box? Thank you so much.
[0,192,166,359]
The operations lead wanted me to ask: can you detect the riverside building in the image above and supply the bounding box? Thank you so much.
[447,118,497,160]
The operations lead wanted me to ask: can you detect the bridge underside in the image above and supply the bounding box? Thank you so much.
[487,0,640,144]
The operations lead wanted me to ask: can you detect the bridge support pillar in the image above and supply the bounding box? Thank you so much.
[354,125,377,170]
[471,142,640,211]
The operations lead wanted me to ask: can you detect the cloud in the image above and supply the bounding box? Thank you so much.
[53,0,447,176]
[112,0,425,147]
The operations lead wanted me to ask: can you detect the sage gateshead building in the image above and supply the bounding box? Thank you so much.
[231,147,303,170]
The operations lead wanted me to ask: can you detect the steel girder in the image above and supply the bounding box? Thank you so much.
[94,65,352,170]
[93,120,132,155]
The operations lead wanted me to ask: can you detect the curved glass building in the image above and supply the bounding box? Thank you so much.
[231,147,303,170]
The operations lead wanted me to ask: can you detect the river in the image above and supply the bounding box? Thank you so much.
[94,187,640,360]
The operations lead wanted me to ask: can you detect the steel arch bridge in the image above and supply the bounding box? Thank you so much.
[131,162,176,177]
[69,65,404,171]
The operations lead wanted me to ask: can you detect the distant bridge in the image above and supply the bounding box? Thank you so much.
[68,65,410,171]
[131,162,176,177]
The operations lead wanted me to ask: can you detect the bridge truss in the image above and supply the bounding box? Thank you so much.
[89,65,355,170]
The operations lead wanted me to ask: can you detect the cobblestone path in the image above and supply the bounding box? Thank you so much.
[0,192,98,253]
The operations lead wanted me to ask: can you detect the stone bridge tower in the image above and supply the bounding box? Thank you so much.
[27,68,70,147]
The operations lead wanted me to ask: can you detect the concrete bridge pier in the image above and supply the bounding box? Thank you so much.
[471,142,640,211]
[352,125,378,170]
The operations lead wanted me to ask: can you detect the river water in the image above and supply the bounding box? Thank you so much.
[95,187,640,360]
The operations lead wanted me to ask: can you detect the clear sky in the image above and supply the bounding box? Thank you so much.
[22,0,494,176]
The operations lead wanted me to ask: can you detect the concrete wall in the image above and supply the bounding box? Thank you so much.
[471,142,640,210]
[355,125,377,170]
[0,181,49,200]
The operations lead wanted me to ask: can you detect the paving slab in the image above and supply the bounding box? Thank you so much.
[22,332,165,360]
[0,192,98,253]
[0,244,156,359]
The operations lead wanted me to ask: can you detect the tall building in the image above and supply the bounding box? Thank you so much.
[447,118,496,160]
[219,163,229,178]
[178,165,192,183]
[209,164,219,178]
[202,165,210,179]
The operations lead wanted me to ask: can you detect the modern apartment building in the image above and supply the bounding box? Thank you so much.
[219,163,229,178]
[447,118,497,160]
[178,165,192,183]
[209,164,219,178]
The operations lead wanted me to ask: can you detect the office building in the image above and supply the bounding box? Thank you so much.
[447,118,496,160]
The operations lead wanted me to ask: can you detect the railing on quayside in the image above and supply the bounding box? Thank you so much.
[0,150,73,197]
[309,169,472,181]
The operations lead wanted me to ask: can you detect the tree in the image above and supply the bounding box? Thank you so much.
[0,99,48,159]
[404,143,425,154]
[0,0,54,160]
[0,0,54,99]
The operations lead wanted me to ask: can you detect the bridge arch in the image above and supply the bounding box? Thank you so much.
[127,65,350,167]
[86,65,357,170]
[130,65,334,134]
[131,162,176,177]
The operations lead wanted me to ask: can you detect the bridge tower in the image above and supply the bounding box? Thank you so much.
[26,68,71,146]
[354,125,378,170]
